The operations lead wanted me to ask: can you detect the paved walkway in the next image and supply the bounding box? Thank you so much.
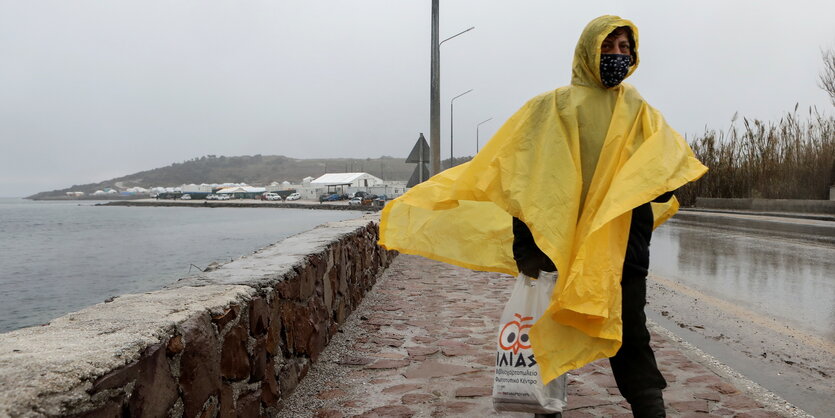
[279,255,803,417]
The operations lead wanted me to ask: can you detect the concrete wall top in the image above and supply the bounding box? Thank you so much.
[0,285,254,416]
[169,214,379,289]
[696,197,835,214]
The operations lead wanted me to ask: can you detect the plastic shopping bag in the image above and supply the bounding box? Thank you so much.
[492,271,567,413]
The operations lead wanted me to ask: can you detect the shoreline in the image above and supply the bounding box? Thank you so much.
[99,199,383,211]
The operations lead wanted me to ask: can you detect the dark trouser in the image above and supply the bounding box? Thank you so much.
[609,274,667,417]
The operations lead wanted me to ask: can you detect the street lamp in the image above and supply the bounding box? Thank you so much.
[476,117,493,153]
[450,89,473,168]
[440,26,475,47]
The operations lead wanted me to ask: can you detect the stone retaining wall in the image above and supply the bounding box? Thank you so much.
[0,215,396,417]
[695,197,835,214]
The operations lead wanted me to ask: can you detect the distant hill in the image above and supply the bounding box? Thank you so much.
[27,154,472,199]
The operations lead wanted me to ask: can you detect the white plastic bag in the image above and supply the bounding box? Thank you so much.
[492,271,567,413]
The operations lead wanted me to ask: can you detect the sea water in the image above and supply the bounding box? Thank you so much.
[0,198,363,333]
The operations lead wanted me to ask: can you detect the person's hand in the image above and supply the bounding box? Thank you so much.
[512,217,556,278]
[516,256,542,278]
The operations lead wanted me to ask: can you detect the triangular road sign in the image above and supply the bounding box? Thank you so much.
[405,133,430,163]
[407,164,430,188]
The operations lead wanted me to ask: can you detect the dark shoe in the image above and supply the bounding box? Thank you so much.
[630,388,666,418]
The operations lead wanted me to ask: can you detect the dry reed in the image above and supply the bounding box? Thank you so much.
[677,105,835,206]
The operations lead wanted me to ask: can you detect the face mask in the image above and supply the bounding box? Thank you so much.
[600,54,631,87]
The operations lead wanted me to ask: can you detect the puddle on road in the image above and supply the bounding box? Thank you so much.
[650,221,835,342]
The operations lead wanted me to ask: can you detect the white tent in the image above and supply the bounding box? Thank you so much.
[311,173,383,188]
[217,186,266,194]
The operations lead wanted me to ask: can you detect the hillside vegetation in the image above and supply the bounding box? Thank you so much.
[28,155,435,199]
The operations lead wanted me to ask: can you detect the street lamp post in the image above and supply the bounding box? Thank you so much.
[450,89,474,168]
[430,0,440,176]
[430,0,474,175]
[476,117,493,153]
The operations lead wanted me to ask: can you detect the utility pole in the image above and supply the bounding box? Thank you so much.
[430,0,440,175]
[430,2,473,174]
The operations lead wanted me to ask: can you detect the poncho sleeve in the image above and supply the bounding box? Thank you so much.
[378,90,583,276]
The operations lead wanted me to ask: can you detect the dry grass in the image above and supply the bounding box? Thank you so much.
[677,105,835,206]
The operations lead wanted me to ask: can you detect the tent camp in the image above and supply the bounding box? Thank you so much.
[216,186,266,199]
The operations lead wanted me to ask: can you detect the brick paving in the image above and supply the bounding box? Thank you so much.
[280,254,797,417]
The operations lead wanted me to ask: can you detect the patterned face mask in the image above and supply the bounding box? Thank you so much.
[600,54,631,87]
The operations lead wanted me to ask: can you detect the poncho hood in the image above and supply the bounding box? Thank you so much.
[378,16,707,383]
[572,15,640,89]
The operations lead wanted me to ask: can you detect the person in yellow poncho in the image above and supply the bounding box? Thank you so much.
[379,14,707,417]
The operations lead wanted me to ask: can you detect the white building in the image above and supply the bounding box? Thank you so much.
[180,183,214,193]
[297,173,404,200]
[311,173,383,189]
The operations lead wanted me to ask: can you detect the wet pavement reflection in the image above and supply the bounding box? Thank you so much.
[650,221,835,342]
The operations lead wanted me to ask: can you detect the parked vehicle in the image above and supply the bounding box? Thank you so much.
[156,192,182,200]
[216,194,231,200]
[206,194,218,200]
[348,197,363,206]
[319,193,340,202]
[263,192,282,201]
[285,192,301,201]
[360,194,378,205]
[180,194,192,200]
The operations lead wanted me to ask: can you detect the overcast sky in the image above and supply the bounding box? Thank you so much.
[2,1,834,197]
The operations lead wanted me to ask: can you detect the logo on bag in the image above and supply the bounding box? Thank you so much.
[499,313,533,354]
[496,313,537,368]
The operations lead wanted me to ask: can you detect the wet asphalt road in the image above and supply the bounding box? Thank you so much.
[647,220,835,416]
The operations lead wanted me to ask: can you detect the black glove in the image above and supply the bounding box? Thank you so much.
[512,217,556,278]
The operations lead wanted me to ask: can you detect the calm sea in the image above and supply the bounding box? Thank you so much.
[0,198,363,333]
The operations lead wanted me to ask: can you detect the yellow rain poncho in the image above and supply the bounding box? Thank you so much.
[378,15,707,383]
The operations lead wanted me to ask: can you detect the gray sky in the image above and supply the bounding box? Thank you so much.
[1,0,834,197]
